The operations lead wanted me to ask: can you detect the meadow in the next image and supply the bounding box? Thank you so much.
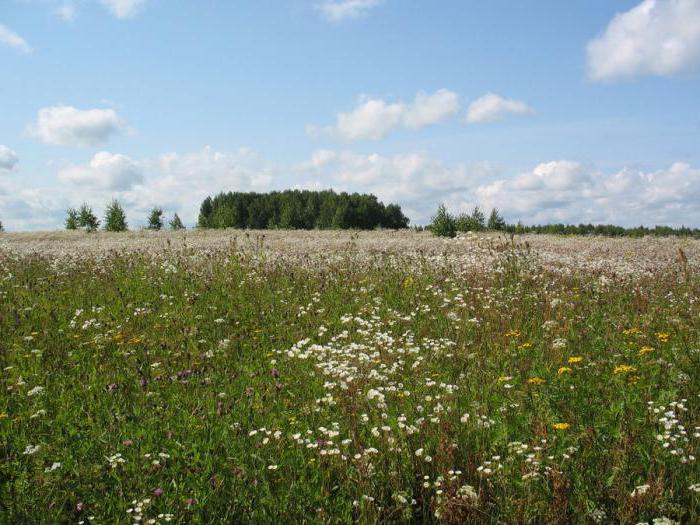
[1,229,699,524]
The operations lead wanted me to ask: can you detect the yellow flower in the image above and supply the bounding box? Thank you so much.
[527,377,546,385]
[497,376,513,383]
[553,422,570,430]
[505,330,521,338]
[567,356,583,364]
[518,342,532,349]
[403,276,414,288]
[623,327,642,335]
[655,332,670,343]
[558,366,572,375]
[638,346,654,356]
[614,364,637,374]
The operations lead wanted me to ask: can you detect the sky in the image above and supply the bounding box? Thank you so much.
[1,0,700,230]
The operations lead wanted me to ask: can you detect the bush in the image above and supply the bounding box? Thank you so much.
[429,204,456,238]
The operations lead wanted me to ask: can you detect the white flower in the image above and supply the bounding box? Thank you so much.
[27,386,44,396]
[44,462,61,473]
[23,444,40,455]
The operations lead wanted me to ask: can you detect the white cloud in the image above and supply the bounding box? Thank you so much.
[56,3,78,22]
[587,0,700,81]
[0,23,31,54]
[465,93,532,124]
[59,152,143,190]
[317,0,384,22]
[100,0,146,19]
[29,105,124,146]
[0,145,19,171]
[297,149,493,221]
[475,160,700,226]
[315,89,460,141]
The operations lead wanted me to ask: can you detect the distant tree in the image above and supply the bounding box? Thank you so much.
[198,197,214,228]
[0,220,4,232]
[78,203,100,232]
[382,203,410,229]
[147,207,164,230]
[430,203,456,238]
[487,208,506,231]
[65,208,79,230]
[169,213,185,230]
[103,200,128,232]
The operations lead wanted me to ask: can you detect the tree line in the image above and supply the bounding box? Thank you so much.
[428,203,700,238]
[64,201,184,232]
[197,190,409,230]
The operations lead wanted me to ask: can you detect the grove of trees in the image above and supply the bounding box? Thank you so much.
[428,203,700,239]
[197,190,409,230]
[65,202,185,232]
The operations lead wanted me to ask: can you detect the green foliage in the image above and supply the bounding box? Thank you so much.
[197,190,409,230]
[487,208,506,231]
[169,213,185,230]
[0,220,3,232]
[78,203,100,232]
[146,207,164,230]
[429,203,456,238]
[65,208,79,230]
[103,200,128,232]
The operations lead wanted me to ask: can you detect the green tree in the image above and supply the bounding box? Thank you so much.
[198,197,214,228]
[147,207,164,230]
[78,203,100,232]
[65,208,79,230]
[0,220,4,232]
[487,208,506,231]
[430,203,456,238]
[169,213,185,230]
[103,200,128,232]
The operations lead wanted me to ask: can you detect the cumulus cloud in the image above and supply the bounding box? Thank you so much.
[0,145,19,171]
[475,160,700,226]
[314,89,460,141]
[29,105,124,146]
[100,0,146,18]
[317,0,384,21]
[0,23,31,54]
[59,152,143,190]
[465,93,533,124]
[296,149,494,221]
[587,0,700,81]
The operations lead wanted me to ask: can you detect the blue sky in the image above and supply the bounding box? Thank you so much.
[2,0,700,230]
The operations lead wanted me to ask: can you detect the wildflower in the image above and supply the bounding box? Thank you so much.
[504,330,521,338]
[558,367,572,375]
[655,332,670,343]
[614,365,637,374]
[27,386,44,396]
[567,356,583,364]
[270,368,280,379]
[23,444,40,455]
[527,377,545,385]
[267,465,278,470]
[690,483,700,493]
[639,346,655,356]
[518,342,532,350]
[631,484,650,497]
[153,488,164,497]
[623,328,642,335]
[553,423,570,430]
[44,462,61,473]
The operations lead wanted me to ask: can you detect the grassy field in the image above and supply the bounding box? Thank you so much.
[1,230,699,524]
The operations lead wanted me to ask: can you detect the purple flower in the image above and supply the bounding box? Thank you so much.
[270,368,280,379]
[153,487,164,497]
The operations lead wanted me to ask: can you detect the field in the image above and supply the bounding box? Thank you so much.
[1,229,699,524]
